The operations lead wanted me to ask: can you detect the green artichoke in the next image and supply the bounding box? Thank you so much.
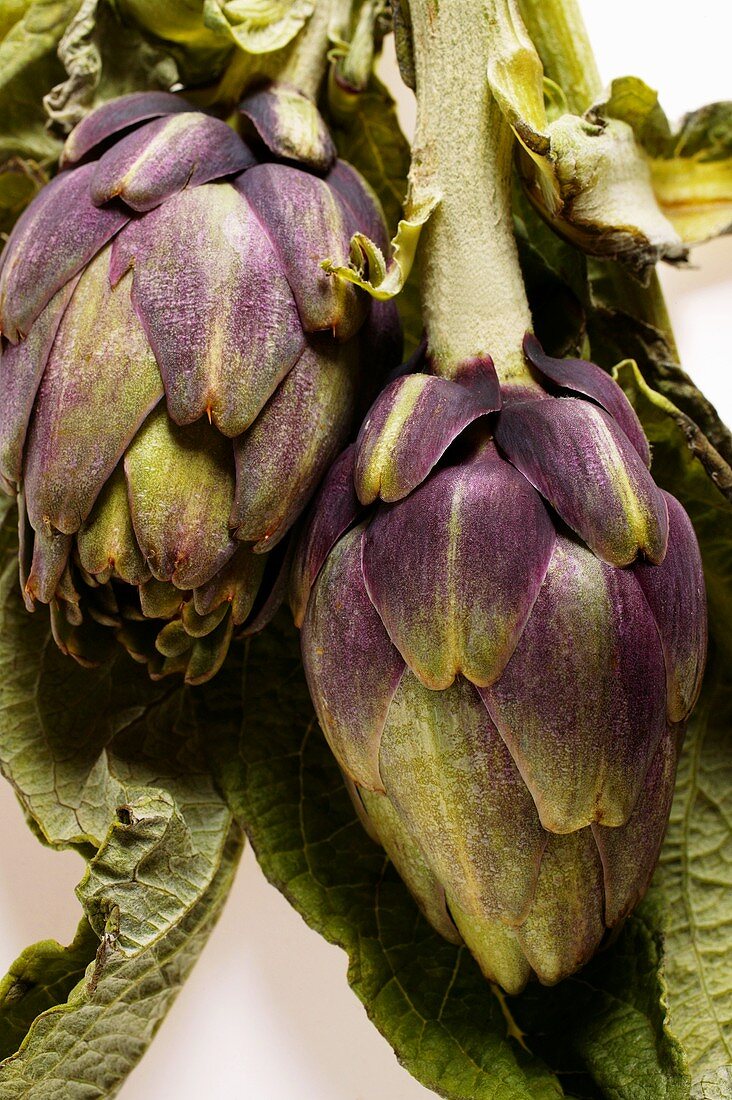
[0,86,400,683]
[292,335,707,991]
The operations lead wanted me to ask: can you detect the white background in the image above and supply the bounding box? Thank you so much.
[0,3,730,1097]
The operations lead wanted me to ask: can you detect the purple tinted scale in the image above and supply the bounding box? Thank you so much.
[238,163,365,339]
[232,338,360,550]
[91,113,256,212]
[60,91,193,168]
[0,279,77,486]
[482,535,668,832]
[523,333,651,466]
[112,183,304,436]
[592,723,679,926]
[0,164,129,342]
[354,372,499,504]
[302,522,405,790]
[494,395,669,566]
[239,84,337,173]
[290,445,362,626]
[362,443,556,690]
[634,491,707,722]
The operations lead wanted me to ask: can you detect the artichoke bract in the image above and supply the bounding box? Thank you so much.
[292,334,707,992]
[0,87,400,684]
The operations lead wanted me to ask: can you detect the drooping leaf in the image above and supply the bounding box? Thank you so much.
[202,0,313,54]
[0,0,183,236]
[614,363,732,1092]
[203,612,694,1100]
[0,827,241,1098]
[0,503,243,1094]
[594,78,732,245]
[0,919,97,1062]
[577,252,732,471]
[42,0,179,135]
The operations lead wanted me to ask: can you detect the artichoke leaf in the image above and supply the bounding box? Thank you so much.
[613,361,732,1089]
[321,173,439,300]
[0,502,243,1094]
[0,0,80,233]
[486,0,684,274]
[202,0,314,53]
[43,0,179,134]
[592,77,732,245]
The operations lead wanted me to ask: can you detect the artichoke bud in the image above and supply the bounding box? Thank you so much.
[293,334,707,991]
[0,89,401,684]
[238,83,336,174]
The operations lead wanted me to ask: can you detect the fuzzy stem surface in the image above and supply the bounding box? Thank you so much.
[409,0,535,385]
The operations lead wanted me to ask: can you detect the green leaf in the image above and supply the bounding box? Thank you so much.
[614,363,732,1091]
[594,78,732,245]
[0,0,184,234]
[204,614,692,1100]
[202,0,313,54]
[0,920,97,1061]
[328,76,422,357]
[583,259,732,471]
[692,1067,732,1099]
[0,504,243,1094]
[0,826,240,1097]
[0,0,80,233]
[43,0,179,135]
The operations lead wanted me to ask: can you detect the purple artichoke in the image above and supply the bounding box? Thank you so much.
[292,334,707,992]
[0,87,400,684]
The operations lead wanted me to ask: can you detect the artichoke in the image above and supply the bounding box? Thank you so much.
[292,334,707,992]
[0,86,400,684]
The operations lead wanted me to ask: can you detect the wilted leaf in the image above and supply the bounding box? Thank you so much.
[0,920,97,1061]
[583,258,732,470]
[615,362,732,1092]
[0,0,80,232]
[0,827,240,1098]
[43,0,179,134]
[0,503,243,1094]
[595,78,732,245]
[202,0,313,54]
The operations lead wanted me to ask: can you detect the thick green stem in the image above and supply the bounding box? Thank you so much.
[519,0,679,357]
[410,0,535,385]
[280,0,337,100]
[517,0,600,114]
[338,0,379,90]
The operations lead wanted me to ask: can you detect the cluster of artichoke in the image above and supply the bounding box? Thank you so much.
[0,89,706,988]
[0,88,399,683]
